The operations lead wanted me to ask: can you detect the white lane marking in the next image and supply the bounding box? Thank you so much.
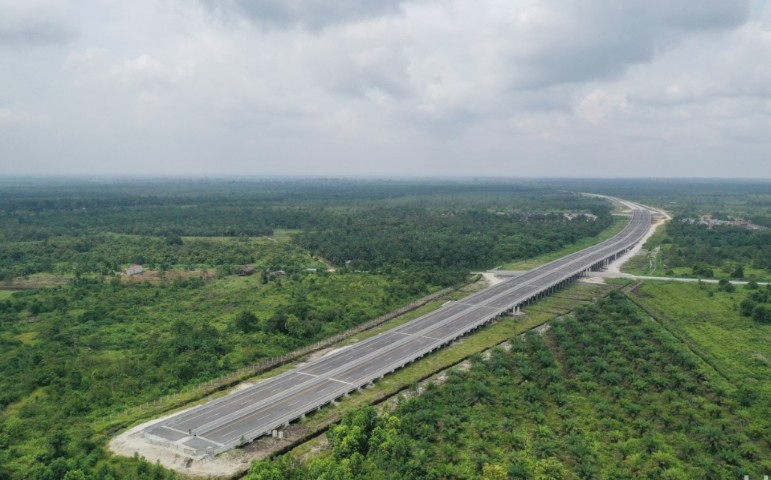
[160,426,190,437]
[396,331,439,340]
[329,378,353,385]
[297,371,319,377]
[181,435,224,447]
[455,302,482,307]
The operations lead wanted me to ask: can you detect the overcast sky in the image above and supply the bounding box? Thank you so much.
[1,0,769,178]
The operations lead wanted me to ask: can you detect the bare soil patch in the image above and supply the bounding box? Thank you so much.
[121,269,216,285]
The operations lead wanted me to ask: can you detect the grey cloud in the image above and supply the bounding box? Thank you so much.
[512,0,751,88]
[325,47,412,99]
[200,0,404,29]
[1,0,769,178]
[0,18,76,47]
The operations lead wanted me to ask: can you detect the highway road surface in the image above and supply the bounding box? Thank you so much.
[140,201,652,457]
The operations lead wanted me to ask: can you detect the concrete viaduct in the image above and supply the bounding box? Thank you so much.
[138,201,653,457]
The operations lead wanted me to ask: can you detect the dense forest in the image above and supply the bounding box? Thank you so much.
[3,179,767,480]
[294,205,608,278]
[0,179,615,480]
[246,293,770,479]
[659,218,771,278]
[0,180,612,286]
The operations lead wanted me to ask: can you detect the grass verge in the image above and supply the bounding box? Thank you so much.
[97,278,483,436]
[269,281,620,462]
[501,216,628,270]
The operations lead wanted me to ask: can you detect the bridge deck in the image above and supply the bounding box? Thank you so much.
[140,204,652,456]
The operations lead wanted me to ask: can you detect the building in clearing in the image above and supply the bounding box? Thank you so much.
[125,264,144,276]
[239,265,256,276]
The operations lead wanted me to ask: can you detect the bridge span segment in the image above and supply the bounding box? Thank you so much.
[140,203,652,457]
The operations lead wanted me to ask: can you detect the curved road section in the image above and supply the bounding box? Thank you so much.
[141,201,652,457]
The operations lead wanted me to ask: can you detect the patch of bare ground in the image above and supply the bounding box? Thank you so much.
[121,269,215,285]
[579,276,605,285]
[314,256,336,272]
[605,210,670,274]
[480,272,504,286]
[108,386,319,479]
[1,275,71,290]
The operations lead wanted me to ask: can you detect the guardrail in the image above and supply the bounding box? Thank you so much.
[193,281,520,439]
[144,205,652,456]
[102,278,477,427]
[208,208,653,454]
[213,302,516,454]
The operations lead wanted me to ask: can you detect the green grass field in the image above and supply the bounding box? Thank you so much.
[628,281,771,448]
[624,253,771,281]
[0,290,14,300]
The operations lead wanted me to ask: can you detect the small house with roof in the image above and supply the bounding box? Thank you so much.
[125,264,144,276]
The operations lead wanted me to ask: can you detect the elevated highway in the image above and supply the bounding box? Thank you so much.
[140,200,652,457]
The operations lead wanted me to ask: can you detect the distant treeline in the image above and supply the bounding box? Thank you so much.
[0,179,624,480]
[662,218,771,273]
[0,180,613,285]
[295,205,609,273]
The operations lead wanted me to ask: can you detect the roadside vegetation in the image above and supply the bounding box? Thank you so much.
[628,281,771,455]
[0,179,613,480]
[247,292,770,479]
[267,282,616,460]
[595,179,771,281]
[3,179,767,480]
[500,215,627,271]
[623,218,771,281]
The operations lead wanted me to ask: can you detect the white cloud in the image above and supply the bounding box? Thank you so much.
[0,0,768,177]
[110,55,175,89]
[575,90,628,124]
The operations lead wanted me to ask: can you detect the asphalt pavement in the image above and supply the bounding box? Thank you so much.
[141,206,652,456]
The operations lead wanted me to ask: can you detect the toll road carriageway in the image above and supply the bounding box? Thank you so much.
[140,200,653,457]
